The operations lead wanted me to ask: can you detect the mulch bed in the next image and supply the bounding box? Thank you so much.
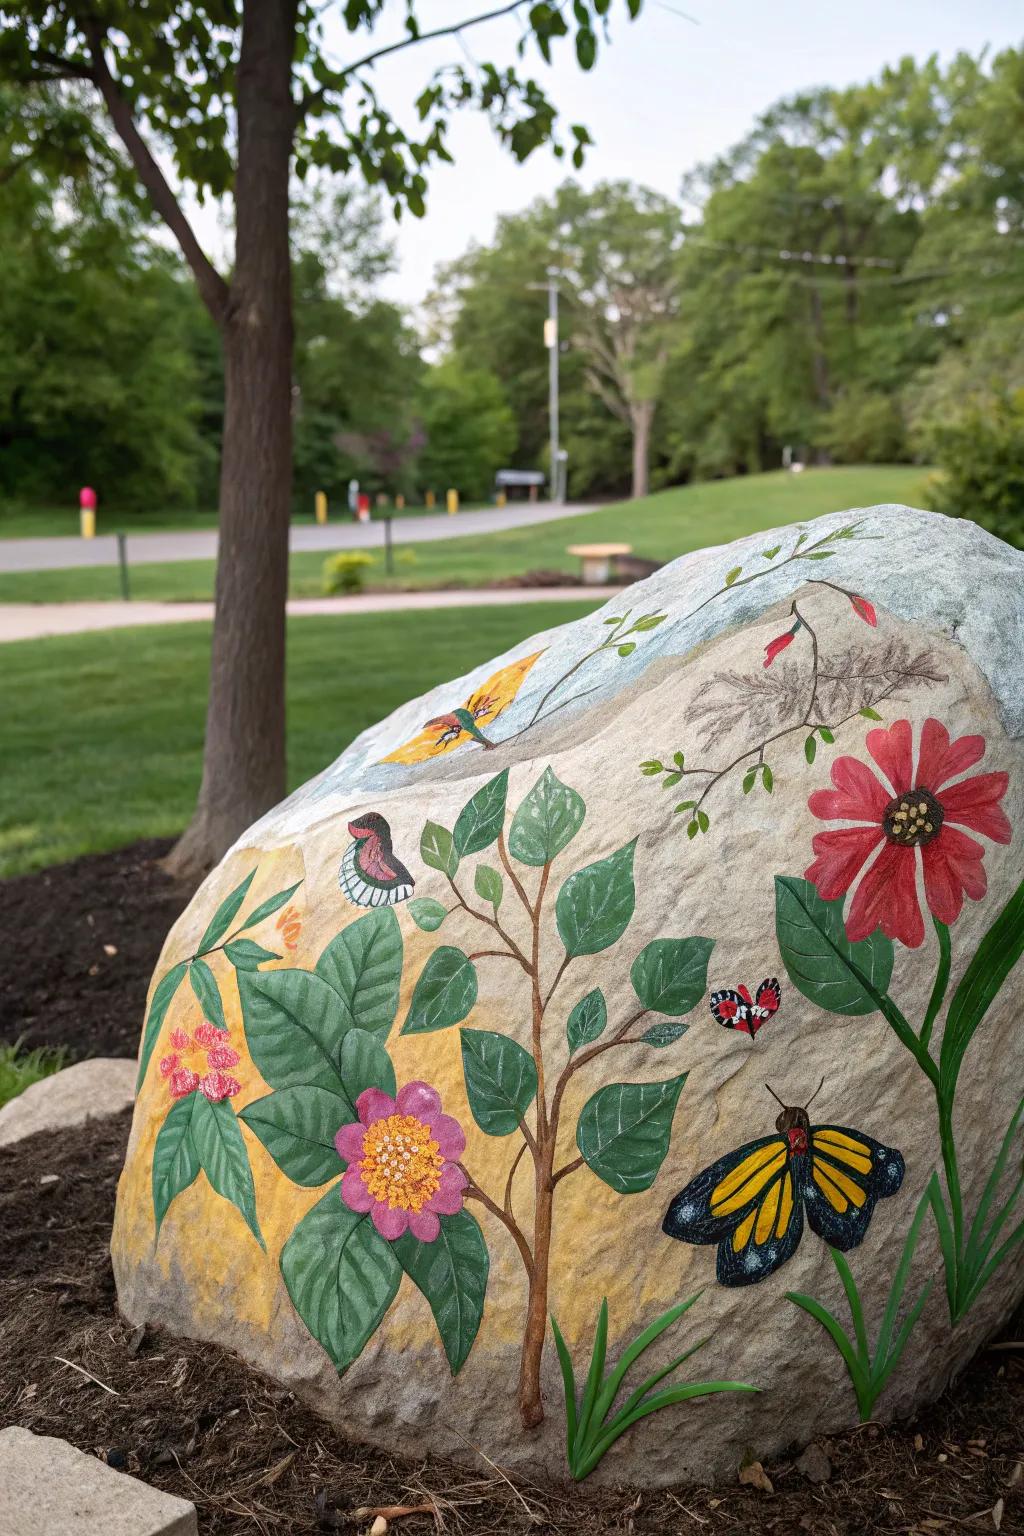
[1,845,1022,1533]
[0,840,191,1059]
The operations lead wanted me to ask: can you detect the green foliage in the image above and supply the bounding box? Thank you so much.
[551,1296,758,1480]
[786,1186,933,1423]
[460,1027,537,1136]
[555,839,636,957]
[0,1040,66,1109]
[401,946,478,1034]
[280,1195,402,1370]
[508,766,586,867]
[415,360,516,501]
[392,1211,490,1375]
[575,1074,687,1193]
[775,876,894,1018]
[322,551,375,594]
[925,393,1024,549]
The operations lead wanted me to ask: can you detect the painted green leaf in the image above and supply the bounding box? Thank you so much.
[742,770,756,795]
[939,875,1024,1102]
[408,898,447,932]
[402,947,478,1034]
[567,988,607,1052]
[421,821,459,877]
[630,937,714,1016]
[662,771,682,788]
[460,1028,537,1135]
[240,880,303,930]
[640,1021,689,1048]
[686,820,699,841]
[190,1094,264,1248]
[152,1092,201,1236]
[507,766,586,867]
[392,1210,490,1375]
[238,967,351,1093]
[281,1193,401,1370]
[189,957,226,1031]
[340,1027,397,1103]
[453,769,509,857]
[674,800,695,815]
[555,839,636,958]
[775,876,894,1017]
[805,734,817,764]
[860,707,883,721]
[697,810,710,833]
[761,545,781,560]
[196,868,256,955]
[316,907,403,1040]
[617,642,636,657]
[224,938,280,970]
[762,765,774,793]
[576,1075,688,1193]
[632,614,666,631]
[819,727,835,744]
[137,959,188,1089]
[725,565,742,586]
[639,760,663,775]
[240,1085,350,1187]
[474,864,503,911]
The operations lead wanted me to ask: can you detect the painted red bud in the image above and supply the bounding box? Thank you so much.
[763,631,795,668]
[850,593,877,627]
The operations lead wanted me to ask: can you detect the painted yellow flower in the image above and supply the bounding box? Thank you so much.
[379,650,544,765]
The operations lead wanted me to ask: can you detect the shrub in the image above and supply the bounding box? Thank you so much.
[0,1041,67,1109]
[925,391,1024,548]
[322,551,375,594]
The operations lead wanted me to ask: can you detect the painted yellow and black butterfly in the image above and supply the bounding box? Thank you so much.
[662,1079,905,1287]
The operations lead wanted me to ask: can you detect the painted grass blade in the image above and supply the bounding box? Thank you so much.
[786,1291,869,1403]
[875,1183,932,1365]
[575,1299,608,1448]
[550,1315,578,1460]
[871,1280,933,1401]
[829,1248,870,1366]
[579,1381,758,1479]
[590,1292,702,1428]
[965,1095,1024,1265]
[926,1172,960,1321]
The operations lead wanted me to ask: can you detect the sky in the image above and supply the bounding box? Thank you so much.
[188,1,1023,315]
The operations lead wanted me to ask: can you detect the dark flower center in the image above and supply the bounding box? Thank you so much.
[883,787,944,847]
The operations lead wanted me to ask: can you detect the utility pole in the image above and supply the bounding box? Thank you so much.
[531,267,563,504]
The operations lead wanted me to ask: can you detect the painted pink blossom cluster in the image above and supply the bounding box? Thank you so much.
[335,1080,467,1243]
[159,1020,242,1102]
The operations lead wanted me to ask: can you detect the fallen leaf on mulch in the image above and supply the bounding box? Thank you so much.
[738,1461,774,1494]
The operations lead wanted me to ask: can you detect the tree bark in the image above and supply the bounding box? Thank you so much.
[630,400,653,500]
[167,0,297,879]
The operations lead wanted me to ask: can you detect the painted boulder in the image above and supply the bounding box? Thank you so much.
[113,505,1024,1486]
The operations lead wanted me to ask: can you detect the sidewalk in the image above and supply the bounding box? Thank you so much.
[0,585,615,643]
[0,501,600,574]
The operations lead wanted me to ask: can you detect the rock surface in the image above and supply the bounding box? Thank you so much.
[0,1058,136,1147]
[0,1426,197,1536]
[112,505,1024,1486]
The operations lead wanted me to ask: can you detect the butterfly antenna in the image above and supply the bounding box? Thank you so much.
[805,1074,826,1111]
[764,1081,787,1110]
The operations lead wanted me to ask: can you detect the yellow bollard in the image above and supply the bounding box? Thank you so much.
[80,507,96,539]
[315,490,328,525]
[496,490,507,509]
[395,494,405,511]
[425,489,435,510]
[446,489,459,516]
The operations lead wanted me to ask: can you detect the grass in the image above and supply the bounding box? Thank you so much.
[0,1041,68,1108]
[0,467,930,605]
[0,600,599,879]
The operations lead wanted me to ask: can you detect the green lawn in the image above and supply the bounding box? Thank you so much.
[1,601,599,879]
[0,466,929,605]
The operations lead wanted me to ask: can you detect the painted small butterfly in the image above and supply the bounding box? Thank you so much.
[709,978,781,1037]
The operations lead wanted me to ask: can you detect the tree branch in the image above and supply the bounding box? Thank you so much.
[460,1165,534,1278]
[297,0,528,121]
[83,25,230,327]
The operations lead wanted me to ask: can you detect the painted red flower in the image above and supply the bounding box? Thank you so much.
[199,1069,241,1102]
[764,629,796,668]
[335,1081,467,1243]
[806,718,1011,948]
[849,593,877,627]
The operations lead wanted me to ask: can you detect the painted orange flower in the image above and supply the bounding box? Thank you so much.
[275,904,302,950]
[806,717,1011,948]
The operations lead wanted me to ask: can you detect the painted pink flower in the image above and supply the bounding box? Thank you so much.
[806,717,1011,948]
[194,1020,224,1048]
[335,1081,467,1244]
[169,1026,191,1051]
[169,1066,200,1099]
[206,1043,240,1070]
[158,1052,180,1079]
[199,1069,241,1103]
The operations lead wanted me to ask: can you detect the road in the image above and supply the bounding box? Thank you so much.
[0,501,601,574]
[0,585,614,643]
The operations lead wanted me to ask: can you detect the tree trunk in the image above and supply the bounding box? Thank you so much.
[167,0,297,880]
[630,401,653,500]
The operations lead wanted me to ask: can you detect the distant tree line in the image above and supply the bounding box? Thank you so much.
[2,46,1022,536]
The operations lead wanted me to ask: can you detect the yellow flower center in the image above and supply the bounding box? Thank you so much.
[360,1113,443,1212]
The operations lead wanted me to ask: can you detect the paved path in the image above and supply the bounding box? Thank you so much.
[0,501,601,574]
[0,585,614,644]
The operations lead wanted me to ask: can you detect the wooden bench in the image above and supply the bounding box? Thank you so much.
[567,542,633,585]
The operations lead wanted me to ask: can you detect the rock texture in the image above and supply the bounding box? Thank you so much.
[112,505,1024,1486]
[0,1427,197,1536]
[0,1058,136,1147]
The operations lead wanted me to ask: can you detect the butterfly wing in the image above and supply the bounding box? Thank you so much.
[710,989,753,1034]
[663,1134,803,1286]
[754,978,781,1016]
[801,1126,906,1251]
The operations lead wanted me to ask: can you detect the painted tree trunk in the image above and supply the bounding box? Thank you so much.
[168,0,297,878]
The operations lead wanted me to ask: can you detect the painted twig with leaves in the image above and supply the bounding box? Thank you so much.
[509,609,667,740]
[786,1184,933,1422]
[551,1295,757,1480]
[409,763,713,1428]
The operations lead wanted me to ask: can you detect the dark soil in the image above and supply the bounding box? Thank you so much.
[0,840,191,1059]
[1,1109,1022,1536]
